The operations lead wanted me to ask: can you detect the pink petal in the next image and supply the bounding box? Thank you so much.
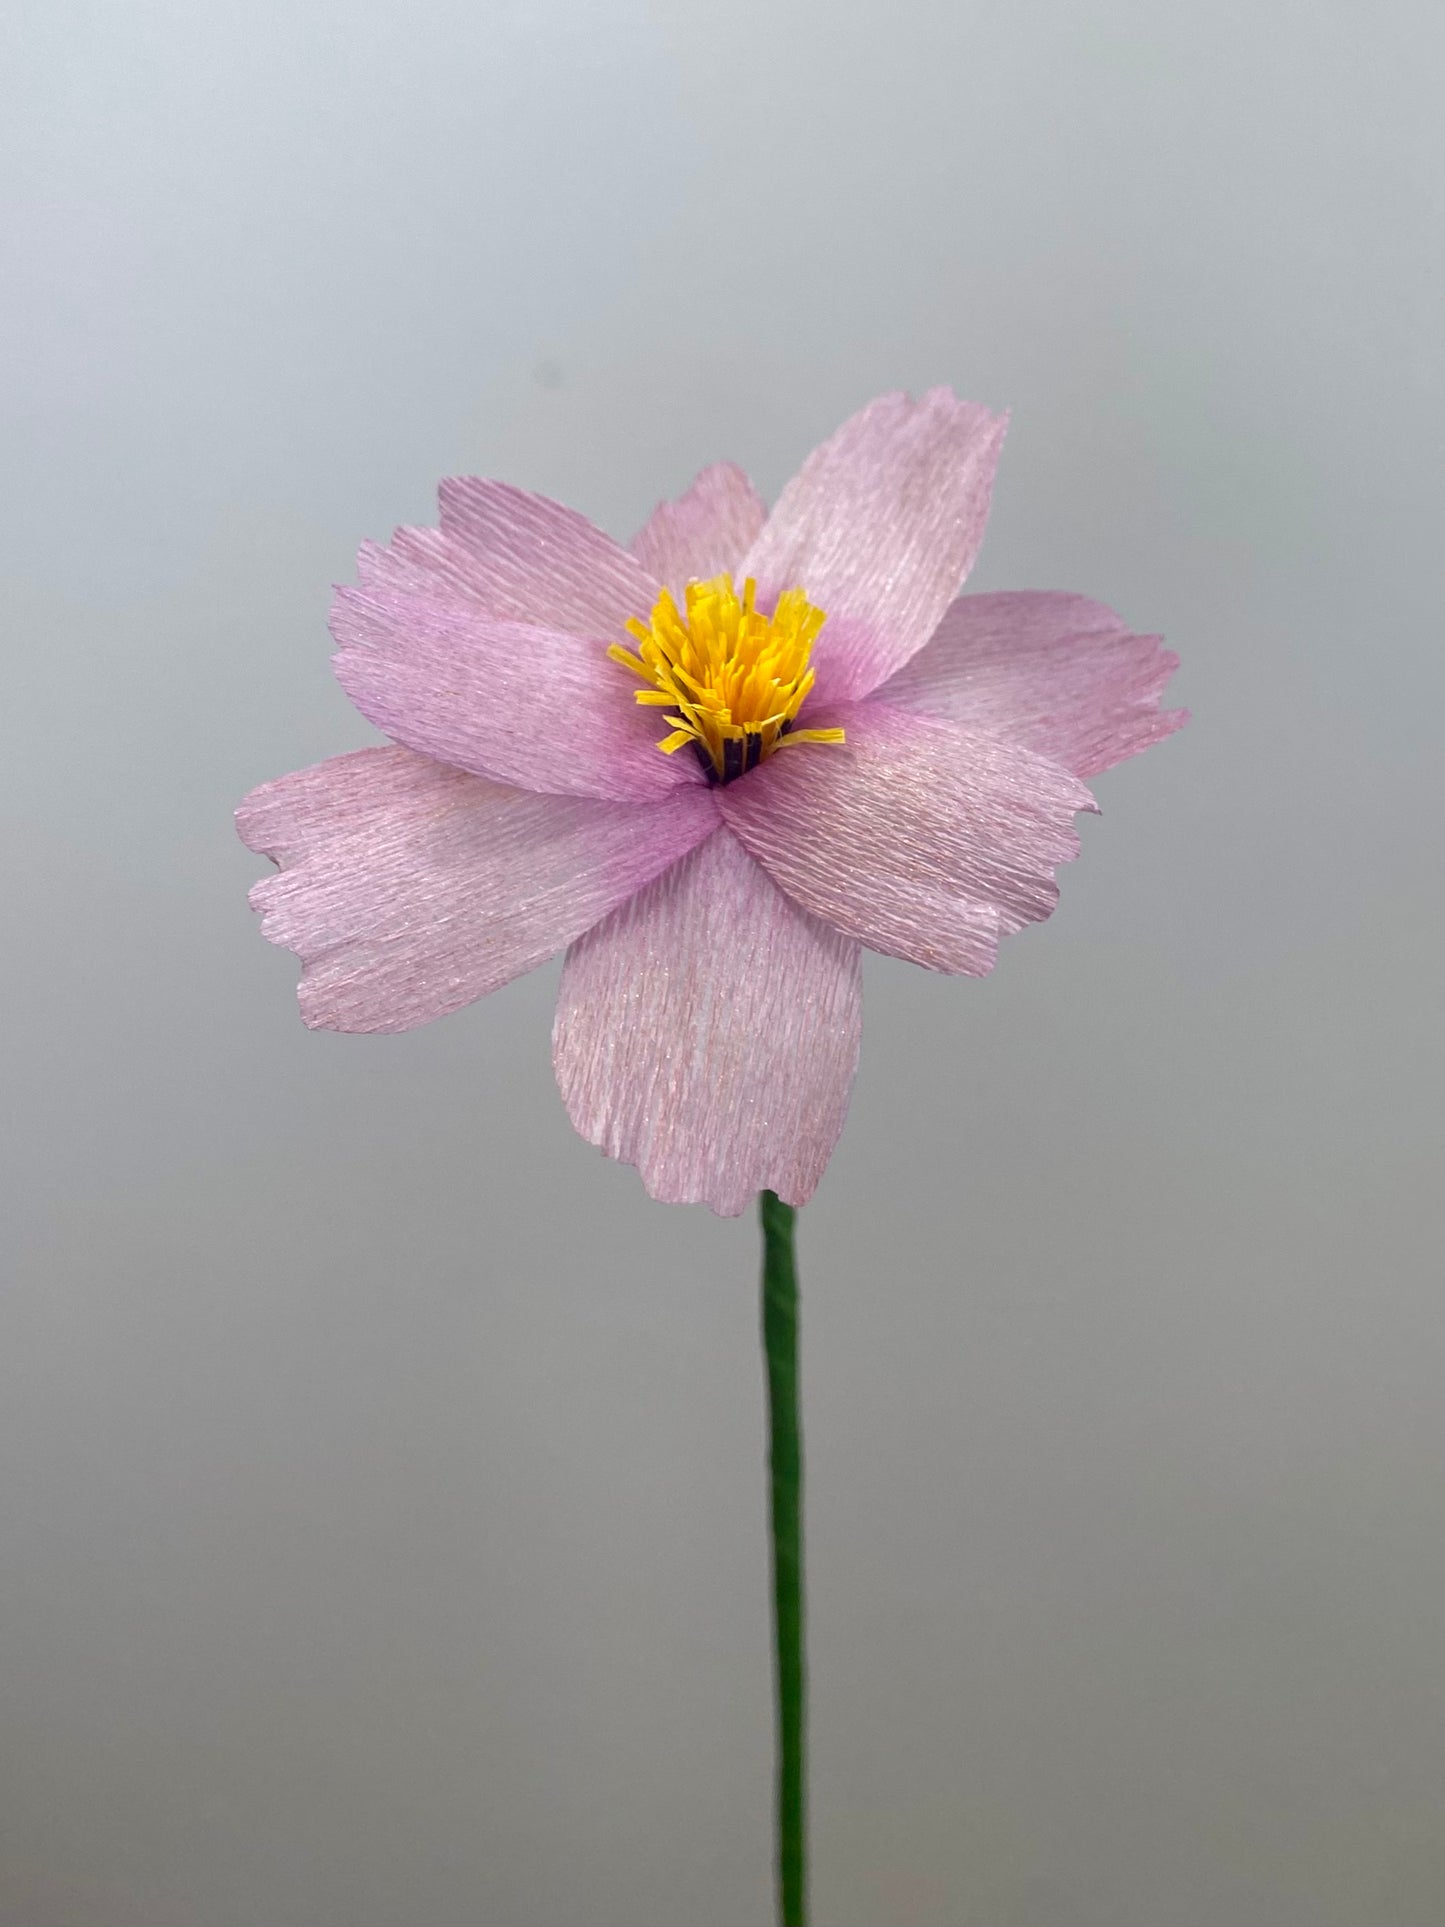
[738,389,1008,704]
[552,829,862,1215]
[355,479,659,636]
[331,586,704,803]
[238,746,718,1033]
[718,701,1094,975]
[629,461,768,596]
[878,591,1188,778]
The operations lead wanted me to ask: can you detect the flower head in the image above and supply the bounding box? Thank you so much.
[238,390,1186,1214]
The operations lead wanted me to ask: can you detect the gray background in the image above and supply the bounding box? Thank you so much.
[3,1,1442,1922]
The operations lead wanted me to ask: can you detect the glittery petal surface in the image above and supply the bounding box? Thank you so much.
[738,389,1007,705]
[237,746,718,1033]
[878,590,1189,778]
[355,479,659,636]
[629,461,768,597]
[552,828,862,1215]
[718,700,1095,975]
[330,587,704,802]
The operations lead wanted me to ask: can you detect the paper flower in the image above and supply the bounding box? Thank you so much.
[238,390,1185,1214]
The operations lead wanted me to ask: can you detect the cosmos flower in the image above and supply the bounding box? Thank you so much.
[238,390,1185,1214]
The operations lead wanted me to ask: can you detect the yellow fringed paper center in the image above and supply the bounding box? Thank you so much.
[609,574,845,783]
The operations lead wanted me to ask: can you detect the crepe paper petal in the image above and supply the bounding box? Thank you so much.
[719,700,1095,976]
[355,479,659,637]
[879,590,1188,778]
[552,828,862,1216]
[629,461,768,597]
[331,587,706,802]
[739,389,1007,705]
[238,746,718,1033]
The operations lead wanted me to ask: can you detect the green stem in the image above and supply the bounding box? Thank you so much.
[760,1190,807,1927]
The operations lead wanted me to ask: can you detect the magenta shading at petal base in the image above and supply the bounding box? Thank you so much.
[356,479,659,636]
[553,829,862,1215]
[879,590,1188,778]
[719,701,1095,975]
[630,461,767,596]
[740,388,1008,705]
[331,587,701,802]
[238,746,718,1033]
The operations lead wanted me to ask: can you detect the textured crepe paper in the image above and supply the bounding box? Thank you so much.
[238,389,1186,1214]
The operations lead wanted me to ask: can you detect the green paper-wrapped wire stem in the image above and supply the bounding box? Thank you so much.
[760,1190,807,1925]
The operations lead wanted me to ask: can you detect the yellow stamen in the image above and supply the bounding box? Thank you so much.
[609,574,845,781]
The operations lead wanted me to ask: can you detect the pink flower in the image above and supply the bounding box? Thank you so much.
[238,390,1186,1215]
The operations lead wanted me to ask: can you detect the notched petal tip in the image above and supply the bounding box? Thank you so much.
[878,592,1188,782]
[629,461,767,598]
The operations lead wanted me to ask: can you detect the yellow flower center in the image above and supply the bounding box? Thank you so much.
[608,574,846,784]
